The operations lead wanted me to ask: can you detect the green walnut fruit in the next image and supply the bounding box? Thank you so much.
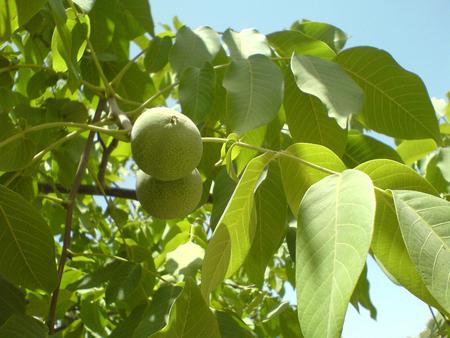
[131,107,203,181]
[136,169,203,219]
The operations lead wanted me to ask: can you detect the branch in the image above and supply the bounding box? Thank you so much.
[97,138,119,186]
[38,183,137,200]
[46,99,105,334]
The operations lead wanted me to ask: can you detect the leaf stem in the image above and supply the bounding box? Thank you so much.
[202,137,390,196]
[127,82,179,116]
[0,121,128,150]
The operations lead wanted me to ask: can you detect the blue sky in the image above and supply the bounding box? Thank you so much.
[149,1,450,337]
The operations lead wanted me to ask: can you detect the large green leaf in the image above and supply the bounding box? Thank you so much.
[0,115,36,172]
[0,314,47,338]
[223,54,283,135]
[0,277,26,325]
[0,184,57,292]
[154,279,221,338]
[243,162,288,286]
[355,160,442,310]
[179,62,215,125]
[216,311,254,338]
[0,0,48,41]
[104,261,143,306]
[291,53,363,128]
[50,7,90,74]
[144,36,172,73]
[392,190,450,313]
[210,168,237,229]
[110,285,182,338]
[291,20,347,52]
[202,153,275,296]
[396,139,437,165]
[335,47,441,141]
[296,170,375,338]
[284,69,347,157]
[223,28,271,59]
[279,143,346,216]
[169,26,220,74]
[343,130,402,168]
[267,30,336,60]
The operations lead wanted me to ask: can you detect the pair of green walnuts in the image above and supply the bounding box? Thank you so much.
[131,107,203,219]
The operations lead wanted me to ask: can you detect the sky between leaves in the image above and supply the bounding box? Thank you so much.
[148,1,450,337]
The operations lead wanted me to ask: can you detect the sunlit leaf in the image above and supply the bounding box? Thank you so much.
[393,190,450,313]
[297,170,375,338]
[291,53,363,128]
[284,69,347,157]
[356,160,443,310]
[223,28,271,59]
[155,279,221,338]
[279,143,346,216]
[336,47,441,141]
[202,153,275,296]
[223,54,283,135]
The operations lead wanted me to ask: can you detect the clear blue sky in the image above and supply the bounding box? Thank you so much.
[149,1,450,337]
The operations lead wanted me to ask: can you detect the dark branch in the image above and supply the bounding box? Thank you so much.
[38,183,137,200]
[97,137,119,186]
[47,99,105,334]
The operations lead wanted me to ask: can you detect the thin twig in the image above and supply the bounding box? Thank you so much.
[38,183,137,200]
[97,138,119,186]
[46,99,105,333]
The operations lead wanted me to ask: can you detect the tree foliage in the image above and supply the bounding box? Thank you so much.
[0,1,449,337]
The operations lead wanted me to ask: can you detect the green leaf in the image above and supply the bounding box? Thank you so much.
[0,115,36,172]
[355,160,443,310]
[210,168,237,229]
[426,149,450,193]
[110,285,182,338]
[343,130,402,168]
[284,69,347,157]
[222,28,271,59]
[296,170,375,338]
[0,277,26,325]
[0,184,57,292]
[165,241,204,276]
[267,30,336,60]
[155,279,221,338]
[291,20,347,52]
[279,143,346,216]
[121,0,154,37]
[179,62,215,125]
[169,25,220,74]
[243,162,288,286]
[144,36,172,73]
[0,0,48,41]
[393,190,450,313]
[350,264,377,320]
[216,311,254,338]
[202,153,275,296]
[80,295,109,337]
[291,53,363,128]
[0,314,47,338]
[223,54,283,135]
[396,139,437,165]
[104,262,143,305]
[335,47,441,141]
[51,8,90,74]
